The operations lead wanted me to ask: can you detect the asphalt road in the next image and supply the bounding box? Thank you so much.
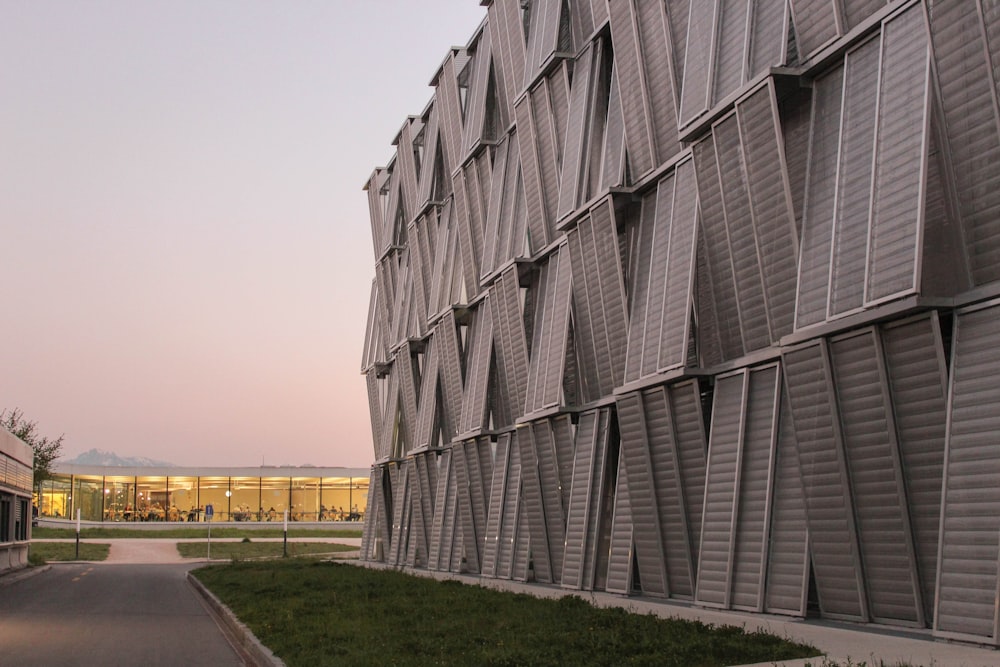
[0,562,244,667]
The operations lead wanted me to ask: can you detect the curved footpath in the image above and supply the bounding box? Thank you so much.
[7,538,999,667]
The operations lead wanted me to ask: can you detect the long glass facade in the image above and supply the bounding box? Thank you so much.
[38,465,369,523]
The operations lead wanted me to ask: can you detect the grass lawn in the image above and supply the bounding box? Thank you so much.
[177,541,357,560]
[193,559,819,667]
[29,541,110,563]
[33,527,361,540]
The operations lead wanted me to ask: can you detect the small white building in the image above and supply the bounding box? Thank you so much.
[0,429,33,573]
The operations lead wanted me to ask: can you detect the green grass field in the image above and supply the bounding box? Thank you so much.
[28,542,110,563]
[177,540,357,560]
[193,559,819,667]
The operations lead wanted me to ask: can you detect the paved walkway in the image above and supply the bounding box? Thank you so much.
[22,538,1000,666]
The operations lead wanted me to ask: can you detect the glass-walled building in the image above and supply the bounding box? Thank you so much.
[39,464,369,523]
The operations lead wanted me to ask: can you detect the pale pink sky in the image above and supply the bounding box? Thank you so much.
[0,2,486,467]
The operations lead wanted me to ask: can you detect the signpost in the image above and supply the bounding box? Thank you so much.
[283,509,288,557]
[205,504,214,560]
[75,508,81,559]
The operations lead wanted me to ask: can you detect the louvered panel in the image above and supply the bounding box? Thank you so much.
[830,330,922,625]
[405,488,420,567]
[640,176,675,378]
[749,0,787,76]
[524,0,561,86]
[548,63,570,163]
[927,2,1000,286]
[693,137,743,359]
[383,168,404,256]
[482,434,511,577]
[387,463,410,566]
[591,199,630,395]
[380,465,397,558]
[532,77,562,243]
[542,245,573,408]
[795,65,842,329]
[429,450,454,570]
[359,467,379,560]
[764,386,809,616]
[664,1,689,96]
[466,438,492,571]
[512,467,532,581]
[779,87,812,235]
[936,303,1000,642]
[452,441,482,572]
[427,199,453,317]
[696,371,746,608]
[715,114,771,351]
[829,38,879,317]
[396,119,421,222]
[415,454,435,554]
[605,443,635,594]
[516,97,550,254]
[637,0,679,162]
[788,0,839,58]
[713,0,749,106]
[625,188,660,382]
[567,218,602,398]
[563,410,600,589]
[441,468,461,572]
[866,7,928,304]
[782,342,867,621]
[584,408,612,590]
[670,380,708,566]
[731,364,780,612]
[378,366,400,461]
[535,418,571,583]
[842,0,884,30]
[497,137,525,270]
[490,286,516,431]
[488,0,524,124]
[417,104,448,209]
[643,387,693,598]
[434,54,463,177]
[504,267,531,416]
[460,301,494,434]
[881,314,947,624]
[366,171,386,257]
[375,258,395,354]
[413,337,439,450]
[608,0,655,175]
[659,158,699,370]
[481,137,511,278]
[599,65,627,191]
[452,171,481,301]
[397,343,419,455]
[737,85,798,341]
[525,260,551,414]
[558,42,595,218]
[415,213,438,328]
[466,162,491,287]
[498,433,523,579]
[518,425,554,582]
[678,1,715,127]
[462,30,493,155]
[695,207,725,367]
[616,392,669,596]
[365,371,383,458]
[437,311,465,440]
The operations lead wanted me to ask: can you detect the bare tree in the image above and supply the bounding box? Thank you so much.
[1,408,64,491]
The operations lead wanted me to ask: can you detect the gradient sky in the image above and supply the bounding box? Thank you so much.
[0,2,487,467]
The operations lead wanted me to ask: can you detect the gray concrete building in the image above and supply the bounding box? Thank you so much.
[0,429,34,573]
[359,0,1000,645]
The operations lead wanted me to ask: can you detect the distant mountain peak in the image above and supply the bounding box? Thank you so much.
[66,448,175,467]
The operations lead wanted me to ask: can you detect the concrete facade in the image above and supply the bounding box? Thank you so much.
[360,0,1000,645]
[0,428,34,573]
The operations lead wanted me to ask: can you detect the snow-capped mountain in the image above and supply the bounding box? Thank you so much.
[65,448,175,467]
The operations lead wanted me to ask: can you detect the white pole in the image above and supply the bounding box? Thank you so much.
[76,508,81,533]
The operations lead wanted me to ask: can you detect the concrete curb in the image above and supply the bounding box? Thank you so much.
[0,564,50,587]
[186,568,285,667]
